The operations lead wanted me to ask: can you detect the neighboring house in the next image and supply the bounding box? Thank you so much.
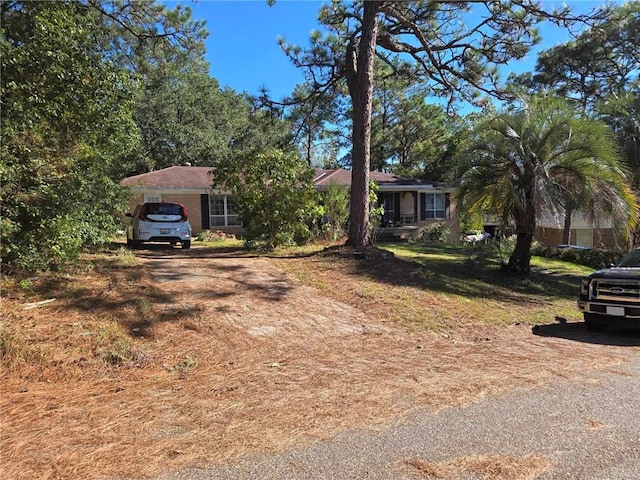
[482,210,623,249]
[535,211,620,249]
[120,165,459,242]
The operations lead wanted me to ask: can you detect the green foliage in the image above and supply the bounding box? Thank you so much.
[416,224,451,244]
[1,0,210,271]
[458,208,484,236]
[317,182,350,241]
[598,89,640,188]
[214,147,322,249]
[531,244,624,270]
[135,70,252,172]
[82,0,217,174]
[512,2,639,110]
[370,69,454,177]
[369,180,385,228]
[459,93,637,273]
[114,247,137,268]
[285,84,342,167]
[507,2,640,247]
[1,1,139,272]
[279,1,579,248]
[88,0,208,70]
[195,230,237,243]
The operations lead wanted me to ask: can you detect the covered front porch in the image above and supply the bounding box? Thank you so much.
[377,190,450,226]
[374,189,455,242]
[378,190,419,227]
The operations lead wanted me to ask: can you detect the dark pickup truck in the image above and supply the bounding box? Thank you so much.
[578,248,640,329]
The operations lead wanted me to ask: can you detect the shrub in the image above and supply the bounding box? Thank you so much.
[530,243,623,269]
[213,147,322,249]
[196,230,237,243]
[315,182,349,241]
[416,224,451,244]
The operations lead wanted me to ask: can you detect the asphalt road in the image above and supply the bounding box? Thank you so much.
[142,349,640,480]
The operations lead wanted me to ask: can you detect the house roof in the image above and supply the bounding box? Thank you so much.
[120,166,214,189]
[121,166,446,190]
[313,168,442,188]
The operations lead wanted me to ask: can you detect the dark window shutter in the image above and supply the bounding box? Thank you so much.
[420,193,426,221]
[445,193,451,219]
[393,193,401,222]
[201,194,210,229]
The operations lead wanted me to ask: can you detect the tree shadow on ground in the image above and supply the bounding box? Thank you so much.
[532,321,640,346]
[129,241,318,260]
[335,248,583,305]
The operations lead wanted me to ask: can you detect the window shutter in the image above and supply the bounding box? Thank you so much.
[420,193,426,221]
[445,193,451,219]
[393,193,401,222]
[200,194,210,230]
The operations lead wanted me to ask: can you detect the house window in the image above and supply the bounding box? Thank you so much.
[424,193,447,219]
[144,194,162,203]
[209,195,241,227]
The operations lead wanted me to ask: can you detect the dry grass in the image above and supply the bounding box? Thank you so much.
[405,454,551,479]
[1,243,637,479]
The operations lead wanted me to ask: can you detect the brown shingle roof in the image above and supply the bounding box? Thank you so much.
[313,168,441,188]
[120,166,214,189]
[121,166,444,190]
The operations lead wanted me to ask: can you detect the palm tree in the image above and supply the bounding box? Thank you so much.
[458,94,637,273]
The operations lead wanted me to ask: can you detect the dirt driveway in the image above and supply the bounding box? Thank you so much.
[128,245,640,479]
[4,244,639,480]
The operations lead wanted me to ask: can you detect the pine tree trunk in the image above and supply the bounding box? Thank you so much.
[345,1,379,248]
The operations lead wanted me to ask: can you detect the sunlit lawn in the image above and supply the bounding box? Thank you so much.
[272,240,596,329]
[376,242,594,326]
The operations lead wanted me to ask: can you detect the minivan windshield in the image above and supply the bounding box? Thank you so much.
[616,249,640,267]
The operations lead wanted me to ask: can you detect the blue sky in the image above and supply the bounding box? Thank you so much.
[181,0,615,101]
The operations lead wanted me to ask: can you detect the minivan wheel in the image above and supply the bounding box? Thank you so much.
[182,240,191,249]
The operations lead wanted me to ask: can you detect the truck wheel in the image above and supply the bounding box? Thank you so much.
[182,240,191,249]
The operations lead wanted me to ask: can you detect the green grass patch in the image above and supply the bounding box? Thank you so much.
[277,242,594,330]
[379,242,591,327]
[196,237,245,249]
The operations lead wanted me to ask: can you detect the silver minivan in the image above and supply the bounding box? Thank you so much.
[126,202,192,249]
